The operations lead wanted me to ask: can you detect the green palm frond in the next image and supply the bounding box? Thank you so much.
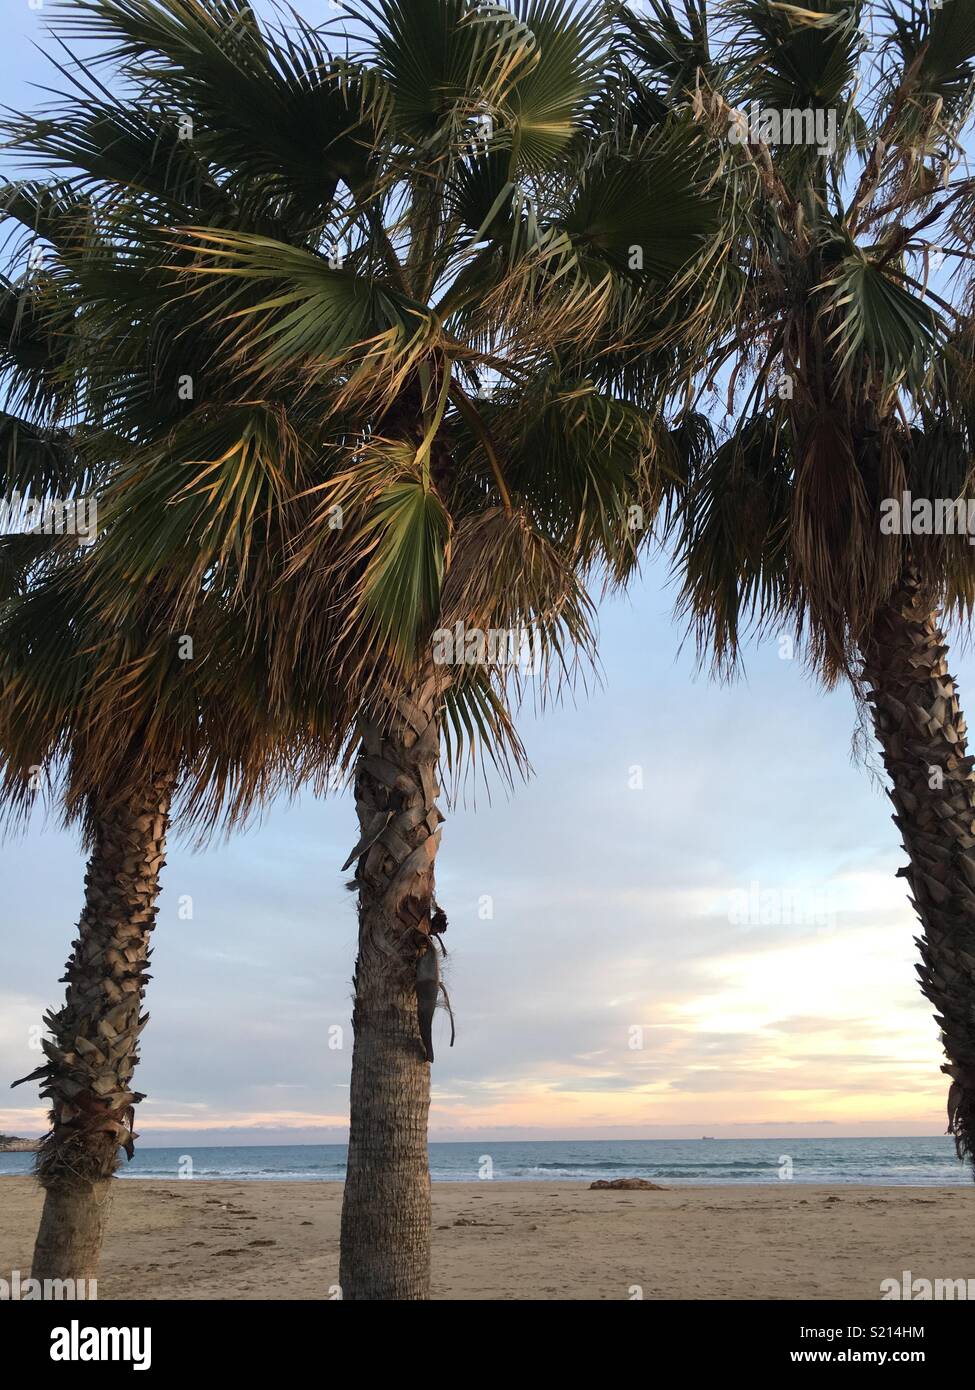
[89,401,306,613]
[722,0,865,110]
[173,228,439,398]
[5,105,237,226]
[446,150,516,239]
[492,377,670,570]
[361,0,537,147]
[0,181,93,259]
[815,250,945,391]
[0,412,83,497]
[353,475,452,663]
[613,0,714,106]
[498,0,610,171]
[562,136,720,283]
[0,535,62,602]
[40,1,385,224]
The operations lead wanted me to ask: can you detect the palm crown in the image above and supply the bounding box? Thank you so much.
[12,0,718,753]
[613,0,975,669]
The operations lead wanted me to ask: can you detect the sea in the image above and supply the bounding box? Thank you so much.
[0,1136,966,1185]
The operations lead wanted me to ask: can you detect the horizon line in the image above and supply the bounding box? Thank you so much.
[0,1134,949,1151]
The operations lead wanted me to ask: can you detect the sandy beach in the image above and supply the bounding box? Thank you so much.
[2,1176,973,1299]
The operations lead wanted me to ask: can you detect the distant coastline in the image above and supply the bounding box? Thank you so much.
[0,1135,39,1152]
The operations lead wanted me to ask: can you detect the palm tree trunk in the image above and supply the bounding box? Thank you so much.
[339,672,445,1300]
[27,769,175,1283]
[862,563,975,1174]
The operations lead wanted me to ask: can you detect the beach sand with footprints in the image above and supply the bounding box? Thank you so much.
[2,1177,974,1301]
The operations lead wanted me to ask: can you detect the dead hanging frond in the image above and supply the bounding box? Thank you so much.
[439,505,598,696]
[439,663,530,804]
[689,84,805,232]
[789,410,906,684]
[83,399,312,635]
[670,406,795,678]
[475,224,621,361]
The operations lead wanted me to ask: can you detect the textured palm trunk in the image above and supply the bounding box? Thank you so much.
[862,565,975,1174]
[26,770,175,1283]
[339,671,445,1300]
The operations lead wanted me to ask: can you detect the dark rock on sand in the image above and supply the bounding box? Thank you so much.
[589,1178,666,1190]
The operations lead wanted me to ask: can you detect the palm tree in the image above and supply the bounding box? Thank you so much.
[617,0,975,1168]
[2,567,340,1281]
[11,0,718,1296]
[0,183,344,1282]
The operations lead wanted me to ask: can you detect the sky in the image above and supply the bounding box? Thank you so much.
[0,0,959,1146]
